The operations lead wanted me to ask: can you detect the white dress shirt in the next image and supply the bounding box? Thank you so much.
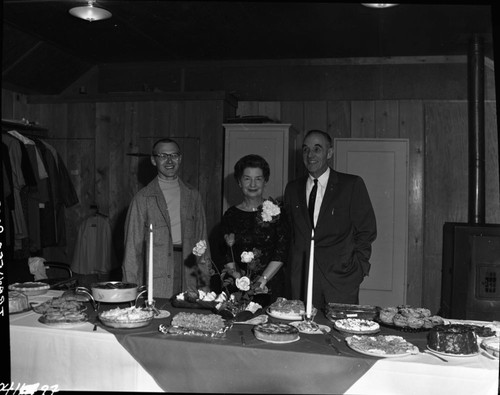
[306,167,330,227]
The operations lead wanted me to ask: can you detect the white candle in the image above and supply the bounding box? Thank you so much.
[306,229,314,318]
[148,223,153,303]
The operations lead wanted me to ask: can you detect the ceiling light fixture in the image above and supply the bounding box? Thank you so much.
[361,4,399,9]
[69,0,112,22]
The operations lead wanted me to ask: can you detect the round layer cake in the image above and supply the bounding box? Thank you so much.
[254,322,299,343]
[428,324,479,355]
[9,291,29,313]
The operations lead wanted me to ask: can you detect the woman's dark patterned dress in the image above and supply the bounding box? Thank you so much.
[221,204,289,303]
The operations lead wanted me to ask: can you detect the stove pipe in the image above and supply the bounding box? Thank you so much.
[468,34,486,224]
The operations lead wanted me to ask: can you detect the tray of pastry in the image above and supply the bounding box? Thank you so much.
[325,303,380,321]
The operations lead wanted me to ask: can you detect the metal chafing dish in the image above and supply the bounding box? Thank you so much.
[76,281,147,310]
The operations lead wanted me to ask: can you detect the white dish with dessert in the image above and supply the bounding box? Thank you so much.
[481,337,499,359]
[8,291,31,314]
[334,318,380,334]
[159,312,230,337]
[9,282,50,296]
[426,324,482,357]
[289,321,331,335]
[266,308,303,321]
[38,312,89,328]
[425,346,479,358]
[266,297,305,321]
[253,322,300,343]
[346,335,419,358]
[99,306,155,328]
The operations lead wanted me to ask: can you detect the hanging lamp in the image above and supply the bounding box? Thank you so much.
[69,0,112,22]
[361,4,398,9]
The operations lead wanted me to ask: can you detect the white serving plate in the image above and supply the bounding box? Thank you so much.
[426,346,479,358]
[99,316,154,329]
[266,307,303,321]
[334,318,380,335]
[346,335,419,358]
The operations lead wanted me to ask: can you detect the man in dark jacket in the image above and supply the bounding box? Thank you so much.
[284,130,376,307]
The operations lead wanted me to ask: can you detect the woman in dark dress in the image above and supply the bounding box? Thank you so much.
[221,154,289,304]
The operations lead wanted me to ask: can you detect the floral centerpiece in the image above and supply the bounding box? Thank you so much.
[191,239,267,318]
[216,246,268,318]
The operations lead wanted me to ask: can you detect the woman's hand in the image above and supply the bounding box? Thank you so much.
[254,277,269,294]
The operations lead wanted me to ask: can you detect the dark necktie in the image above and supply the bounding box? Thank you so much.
[308,179,318,227]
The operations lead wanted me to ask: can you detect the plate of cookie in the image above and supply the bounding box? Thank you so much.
[377,305,444,332]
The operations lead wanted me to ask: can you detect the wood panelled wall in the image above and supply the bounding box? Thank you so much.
[1,90,236,271]
[2,57,499,312]
[236,100,499,313]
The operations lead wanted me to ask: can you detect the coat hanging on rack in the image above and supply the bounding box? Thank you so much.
[1,119,79,258]
[71,208,116,278]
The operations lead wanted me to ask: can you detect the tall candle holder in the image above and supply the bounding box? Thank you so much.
[301,307,319,331]
[144,298,160,316]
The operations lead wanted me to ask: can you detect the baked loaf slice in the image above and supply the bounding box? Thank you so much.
[254,323,299,343]
[9,291,29,313]
[171,312,225,332]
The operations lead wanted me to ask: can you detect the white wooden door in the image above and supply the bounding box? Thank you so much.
[335,138,409,307]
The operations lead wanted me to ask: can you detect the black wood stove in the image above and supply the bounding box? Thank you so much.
[440,36,500,321]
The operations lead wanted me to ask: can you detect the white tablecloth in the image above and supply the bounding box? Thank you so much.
[9,291,162,392]
[9,291,499,393]
[345,352,499,395]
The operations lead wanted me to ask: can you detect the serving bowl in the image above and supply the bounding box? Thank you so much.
[98,306,155,329]
[99,315,154,329]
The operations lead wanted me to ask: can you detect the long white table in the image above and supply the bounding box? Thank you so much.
[9,291,500,393]
[9,291,162,392]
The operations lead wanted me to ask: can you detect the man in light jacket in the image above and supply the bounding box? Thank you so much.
[122,138,210,298]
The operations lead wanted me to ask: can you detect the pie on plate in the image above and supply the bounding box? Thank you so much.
[346,335,419,357]
[253,322,300,343]
[38,311,88,328]
[9,282,50,296]
[289,321,331,335]
[267,298,305,320]
[334,318,380,334]
[32,296,86,314]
